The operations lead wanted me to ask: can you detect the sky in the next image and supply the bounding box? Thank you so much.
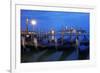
[21,9,90,33]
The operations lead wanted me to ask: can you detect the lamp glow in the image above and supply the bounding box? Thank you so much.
[31,19,37,25]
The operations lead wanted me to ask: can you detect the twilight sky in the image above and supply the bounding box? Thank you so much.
[21,10,90,33]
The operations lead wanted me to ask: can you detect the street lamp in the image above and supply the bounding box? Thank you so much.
[30,19,37,34]
[30,19,38,49]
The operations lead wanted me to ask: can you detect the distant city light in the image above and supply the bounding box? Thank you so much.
[26,18,29,23]
[51,30,55,34]
[31,19,37,26]
[66,26,67,29]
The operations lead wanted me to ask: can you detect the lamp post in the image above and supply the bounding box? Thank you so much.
[31,19,37,38]
[30,19,38,49]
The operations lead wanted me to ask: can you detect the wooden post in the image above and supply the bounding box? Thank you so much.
[76,33,80,59]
